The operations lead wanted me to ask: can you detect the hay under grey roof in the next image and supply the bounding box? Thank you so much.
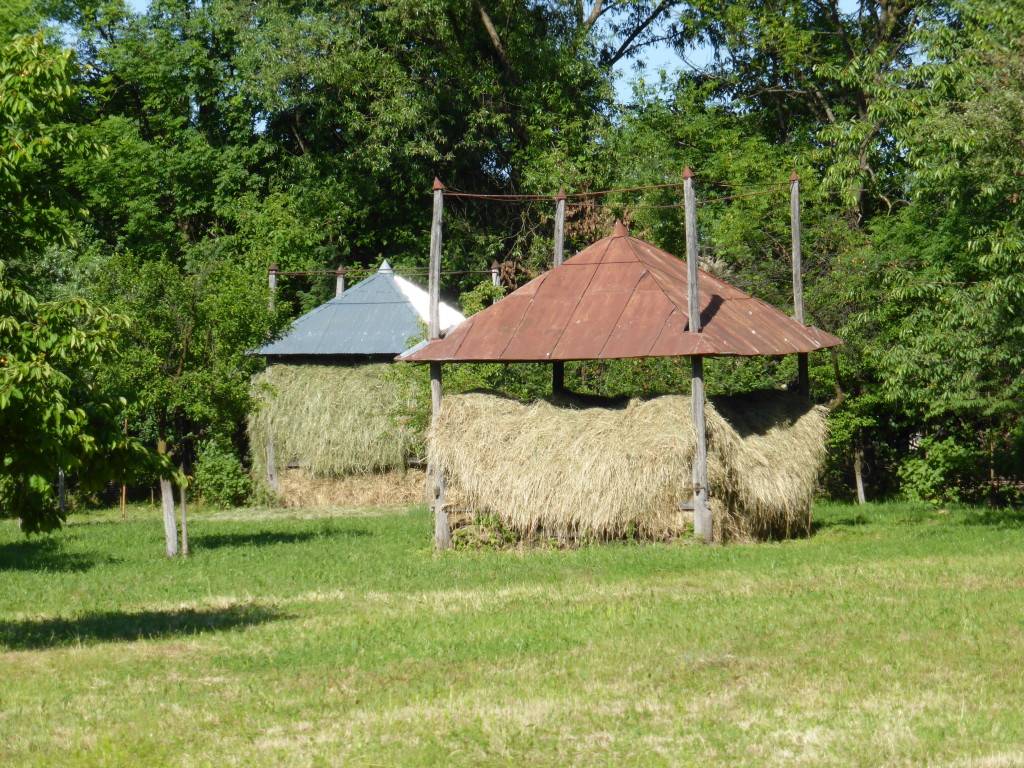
[254,261,465,358]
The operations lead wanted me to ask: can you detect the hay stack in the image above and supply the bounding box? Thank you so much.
[429,391,828,543]
[248,364,420,504]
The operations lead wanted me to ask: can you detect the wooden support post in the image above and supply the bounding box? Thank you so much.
[684,167,711,541]
[552,188,567,394]
[268,263,278,312]
[428,178,451,550]
[790,173,809,398]
[553,188,566,267]
[179,464,189,558]
[266,438,278,493]
[490,260,500,287]
[335,266,345,297]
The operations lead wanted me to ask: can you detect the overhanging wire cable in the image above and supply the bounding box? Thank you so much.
[571,186,788,210]
[441,178,793,202]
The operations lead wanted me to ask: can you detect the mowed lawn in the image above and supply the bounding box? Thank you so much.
[1,502,1023,767]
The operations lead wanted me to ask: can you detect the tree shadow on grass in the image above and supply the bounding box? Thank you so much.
[0,537,106,573]
[192,528,371,551]
[959,508,1024,529]
[811,514,871,533]
[0,604,283,650]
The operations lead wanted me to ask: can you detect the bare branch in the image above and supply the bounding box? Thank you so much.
[605,1,674,68]
[473,0,517,86]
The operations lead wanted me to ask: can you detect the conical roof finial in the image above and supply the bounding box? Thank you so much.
[612,220,629,238]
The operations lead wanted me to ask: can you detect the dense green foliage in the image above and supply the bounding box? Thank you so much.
[4,0,1024,513]
[0,263,169,531]
[0,30,169,531]
[192,437,252,508]
[2,501,1023,764]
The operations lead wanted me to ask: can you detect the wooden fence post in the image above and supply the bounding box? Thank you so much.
[428,178,451,550]
[335,266,345,297]
[791,173,809,398]
[684,167,711,541]
[491,260,500,287]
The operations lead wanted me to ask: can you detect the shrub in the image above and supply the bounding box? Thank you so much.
[193,439,252,508]
[897,435,979,504]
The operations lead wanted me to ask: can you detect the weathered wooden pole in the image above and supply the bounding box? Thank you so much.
[552,188,567,395]
[264,258,280,494]
[335,265,346,297]
[491,260,500,287]
[684,167,711,541]
[553,188,567,266]
[790,172,809,398]
[428,178,451,550]
[268,263,278,311]
[266,438,278,493]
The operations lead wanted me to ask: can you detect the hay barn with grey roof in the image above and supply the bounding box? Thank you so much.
[247,262,465,507]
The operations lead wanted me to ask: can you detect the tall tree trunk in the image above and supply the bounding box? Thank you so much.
[854,445,867,505]
[157,438,178,557]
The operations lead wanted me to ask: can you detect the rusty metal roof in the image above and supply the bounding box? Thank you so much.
[400,223,841,363]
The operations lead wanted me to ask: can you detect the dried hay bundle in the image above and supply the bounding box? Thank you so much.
[275,468,425,508]
[248,364,418,484]
[429,391,828,543]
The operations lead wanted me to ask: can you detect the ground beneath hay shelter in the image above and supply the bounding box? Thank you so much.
[275,467,426,508]
[2,501,1023,767]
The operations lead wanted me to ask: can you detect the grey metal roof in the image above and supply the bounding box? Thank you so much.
[254,262,465,357]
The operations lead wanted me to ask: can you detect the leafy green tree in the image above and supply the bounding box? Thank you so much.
[0,29,174,532]
[831,6,1024,501]
[1,31,99,275]
[0,265,168,532]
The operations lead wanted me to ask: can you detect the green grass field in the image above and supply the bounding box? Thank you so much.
[2,501,1023,767]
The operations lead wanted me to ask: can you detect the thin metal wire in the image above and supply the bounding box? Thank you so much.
[694,178,793,188]
[272,268,496,277]
[571,186,788,210]
[441,177,792,202]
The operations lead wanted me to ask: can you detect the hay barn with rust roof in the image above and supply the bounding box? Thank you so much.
[404,222,842,543]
